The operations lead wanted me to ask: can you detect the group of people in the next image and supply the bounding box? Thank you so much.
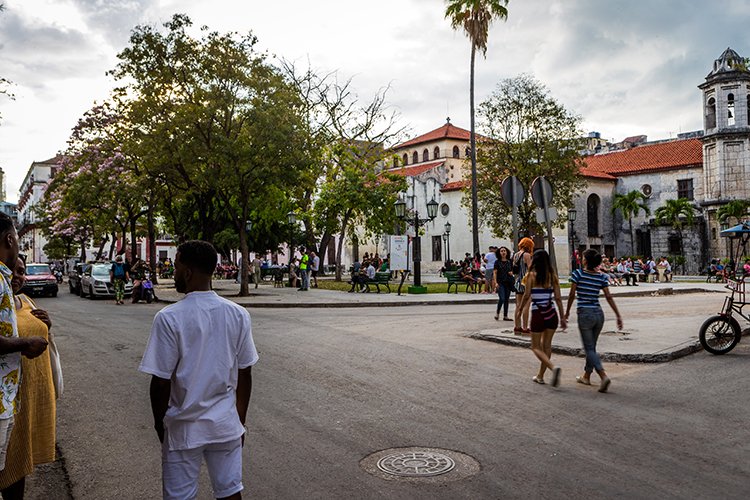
[486,237,622,393]
[0,213,58,499]
[440,251,498,293]
[288,247,320,291]
[596,256,673,286]
[347,252,388,293]
[706,258,750,281]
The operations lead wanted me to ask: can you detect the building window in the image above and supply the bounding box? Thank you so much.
[402,153,408,166]
[668,235,681,254]
[706,97,716,129]
[587,194,600,237]
[712,227,717,240]
[465,147,471,157]
[433,146,440,160]
[422,149,429,162]
[393,157,399,168]
[432,235,442,262]
[677,179,694,200]
[728,93,735,126]
[412,151,418,164]
[452,146,460,158]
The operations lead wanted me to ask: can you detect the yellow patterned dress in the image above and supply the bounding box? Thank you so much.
[0,295,56,489]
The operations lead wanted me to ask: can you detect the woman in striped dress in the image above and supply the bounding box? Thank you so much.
[565,249,623,393]
[518,250,566,387]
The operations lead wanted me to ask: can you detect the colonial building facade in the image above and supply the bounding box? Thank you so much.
[359,47,749,275]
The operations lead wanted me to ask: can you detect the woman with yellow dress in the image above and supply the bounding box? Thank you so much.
[0,258,56,499]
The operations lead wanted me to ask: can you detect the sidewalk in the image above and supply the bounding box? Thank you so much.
[154,278,727,308]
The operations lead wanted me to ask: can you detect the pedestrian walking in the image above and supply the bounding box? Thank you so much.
[492,246,514,321]
[484,246,497,294]
[139,241,258,500]
[110,255,130,305]
[518,250,566,386]
[512,237,534,334]
[298,247,309,291]
[565,248,623,393]
[310,251,320,288]
[252,255,262,289]
[0,214,48,478]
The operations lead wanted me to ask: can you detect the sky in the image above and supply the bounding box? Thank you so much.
[0,0,747,203]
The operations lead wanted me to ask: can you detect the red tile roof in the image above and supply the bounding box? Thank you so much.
[580,167,616,180]
[395,122,472,149]
[583,138,702,176]
[441,180,469,192]
[385,160,444,178]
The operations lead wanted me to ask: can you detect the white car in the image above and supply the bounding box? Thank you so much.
[80,263,133,299]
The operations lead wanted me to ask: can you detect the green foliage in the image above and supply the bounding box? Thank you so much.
[42,236,76,260]
[445,0,509,56]
[612,190,650,220]
[717,199,750,225]
[655,198,695,229]
[474,74,584,238]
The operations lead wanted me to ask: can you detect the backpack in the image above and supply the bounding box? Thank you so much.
[512,252,524,275]
[113,263,125,278]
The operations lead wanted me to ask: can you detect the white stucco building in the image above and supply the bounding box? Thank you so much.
[17,156,60,263]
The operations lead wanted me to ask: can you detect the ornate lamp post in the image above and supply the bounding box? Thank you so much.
[395,197,438,293]
[568,209,577,271]
[287,211,297,266]
[444,221,452,263]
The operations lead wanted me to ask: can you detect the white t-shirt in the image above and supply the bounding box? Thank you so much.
[312,255,320,271]
[139,291,259,451]
[484,252,497,271]
[366,264,376,279]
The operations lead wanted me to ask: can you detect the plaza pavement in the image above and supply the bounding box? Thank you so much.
[153,277,735,362]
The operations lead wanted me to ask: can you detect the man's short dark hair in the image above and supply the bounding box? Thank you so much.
[177,240,217,275]
[0,212,15,238]
[583,248,602,270]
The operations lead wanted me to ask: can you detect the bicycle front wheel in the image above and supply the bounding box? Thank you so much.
[699,315,741,355]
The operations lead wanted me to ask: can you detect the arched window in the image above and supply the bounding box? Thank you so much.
[728,93,735,126]
[465,147,471,158]
[393,156,399,168]
[402,153,408,166]
[422,149,429,162]
[587,194,600,237]
[706,97,716,129]
[433,146,440,159]
[452,146,460,158]
[412,151,419,164]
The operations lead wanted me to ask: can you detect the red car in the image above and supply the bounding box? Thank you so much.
[21,263,59,297]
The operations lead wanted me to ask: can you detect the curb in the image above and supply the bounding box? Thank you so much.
[469,332,704,363]
[154,286,722,309]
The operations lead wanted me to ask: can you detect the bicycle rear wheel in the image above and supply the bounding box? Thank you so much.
[699,315,741,355]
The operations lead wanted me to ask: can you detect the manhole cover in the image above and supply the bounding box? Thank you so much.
[377,451,455,477]
[361,447,480,483]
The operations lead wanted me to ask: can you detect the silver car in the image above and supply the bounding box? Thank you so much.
[80,263,133,299]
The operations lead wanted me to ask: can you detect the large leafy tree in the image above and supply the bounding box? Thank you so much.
[612,190,650,255]
[475,74,583,239]
[445,0,509,255]
[112,15,313,296]
[655,198,695,261]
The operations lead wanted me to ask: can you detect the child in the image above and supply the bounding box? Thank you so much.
[565,249,623,393]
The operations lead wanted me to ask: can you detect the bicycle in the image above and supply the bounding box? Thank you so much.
[699,278,747,354]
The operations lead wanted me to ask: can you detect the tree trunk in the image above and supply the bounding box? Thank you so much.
[147,207,159,285]
[108,232,117,260]
[238,223,250,297]
[96,236,108,261]
[317,232,332,275]
[120,226,128,257]
[79,238,87,261]
[334,212,351,282]
[469,43,480,255]
[629,217,634,255]
[130,218,138,263]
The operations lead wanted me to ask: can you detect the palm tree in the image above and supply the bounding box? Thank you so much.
[655,198,695,263]
[611,190,650,255]
[445,0,508,254]
[717,199,750,226]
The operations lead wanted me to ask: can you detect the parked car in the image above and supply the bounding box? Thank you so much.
[80,262,133,299]
[68,263,87,295]
[20,263,59,297]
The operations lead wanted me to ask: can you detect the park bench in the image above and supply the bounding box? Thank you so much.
[363,272,392,293]
[445,271,474,293]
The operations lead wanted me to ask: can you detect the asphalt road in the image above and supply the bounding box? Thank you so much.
[24,290,750,499]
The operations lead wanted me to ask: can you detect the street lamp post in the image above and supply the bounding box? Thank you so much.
[444,222,452,263]
[395,197,438,293]
[287,211,296,266]
[568,209,577,272]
